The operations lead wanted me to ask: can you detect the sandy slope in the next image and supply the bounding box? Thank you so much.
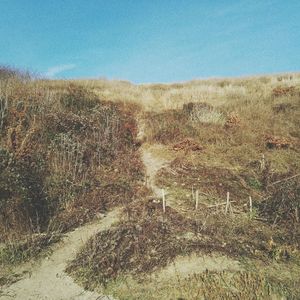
[1,209,120,300]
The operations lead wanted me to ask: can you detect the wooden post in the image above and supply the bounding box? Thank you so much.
[225,192,230,214]
[162,189,166,213]
[249,196,253,213]
[195,190,199,210]
[261,154,265,170]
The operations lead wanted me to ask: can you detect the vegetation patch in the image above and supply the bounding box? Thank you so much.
[172,138,204,152]
[67,194,299,291]
[102,270,294,300]
[0,68,144,262]
[0,233,61,266]
[265,135,291,149]
[66,200,195,286]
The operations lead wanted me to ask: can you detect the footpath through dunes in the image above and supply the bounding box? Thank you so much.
[141,146,169,198]
[137,117,243,275]
[137,116,173,204]
[0,209,120,300]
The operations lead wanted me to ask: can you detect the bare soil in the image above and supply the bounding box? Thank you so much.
[0,210,120,300]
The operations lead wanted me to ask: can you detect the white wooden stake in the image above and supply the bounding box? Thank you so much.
[261,154,265,170]
[225,192,230,214]
[195,190,199,210]
[162,189,166,213]
[249,196,253,213]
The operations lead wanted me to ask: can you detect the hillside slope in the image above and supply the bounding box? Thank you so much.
[1,69,300,299]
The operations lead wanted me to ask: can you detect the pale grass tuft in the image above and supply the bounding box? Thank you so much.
[190,109,225,125]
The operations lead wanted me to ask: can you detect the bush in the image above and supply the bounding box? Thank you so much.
[0,148,50,239]
[260,177,300,225]
[60,83,99,112]
[183,102,225,125]
[0,71,144,242]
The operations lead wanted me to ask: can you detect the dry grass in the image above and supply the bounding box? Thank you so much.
[1,67,300,298]
[67,196,299,298]
[101,269,298,300]
[65,71,300,298]
[70,72,300,111]
[0,67,145,251]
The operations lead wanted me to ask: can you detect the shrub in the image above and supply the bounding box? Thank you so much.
[0,148,50,239]
[60,83,99,112]
[0,97,8,131]
[183,102,225,125]
[260,177,300,225]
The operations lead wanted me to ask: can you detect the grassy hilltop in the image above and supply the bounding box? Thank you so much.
[1,67,300,299]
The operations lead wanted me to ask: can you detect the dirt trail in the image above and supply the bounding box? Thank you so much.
[1,209,120,300]
[140,144,243,276]
[138,117,171,202]
[1,116,241,299]
[141,147,169,198]
[138,118,242,277]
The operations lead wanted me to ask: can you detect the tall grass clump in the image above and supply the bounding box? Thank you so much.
[183,102,225,125]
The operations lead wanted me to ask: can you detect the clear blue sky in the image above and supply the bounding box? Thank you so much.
[0,0,299,83]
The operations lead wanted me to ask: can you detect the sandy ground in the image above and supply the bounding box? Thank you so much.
[141,146,169,198]
[156,253,241,279]
[0,209,120,300]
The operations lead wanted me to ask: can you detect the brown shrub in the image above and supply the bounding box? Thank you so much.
[272,86,297,97]
[224,112,241,129]
[272,103,293,113]
[183,102,213,115]
[66,200,195,285]
[265,135,290,149]
[172,138,204,152]
[260,176,300,226]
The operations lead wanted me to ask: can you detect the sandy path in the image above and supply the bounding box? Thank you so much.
[141,147,169,198]
[138,118,242,278]
[1,209,120,300]
[140,145,243,276]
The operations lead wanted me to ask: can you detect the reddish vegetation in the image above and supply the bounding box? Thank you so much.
[224,112,241,129]
[265,135,291,149]
[272,86,297,97]
[172,138,203,152]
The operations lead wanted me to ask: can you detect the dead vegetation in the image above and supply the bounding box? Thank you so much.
[66,200,195,286]
[102,269,297,300]
[172,138,203,152]
[260,176,300,227]
[272,86,298,97]
[265,135,291,149]
[67,193,298,290]
[0,232,61,266]
[224,112,241,129]
[1,67,300,298]
[0,67,144,259]
[65,71,300,298]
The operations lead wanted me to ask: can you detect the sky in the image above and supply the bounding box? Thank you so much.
[0,0,299,83]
